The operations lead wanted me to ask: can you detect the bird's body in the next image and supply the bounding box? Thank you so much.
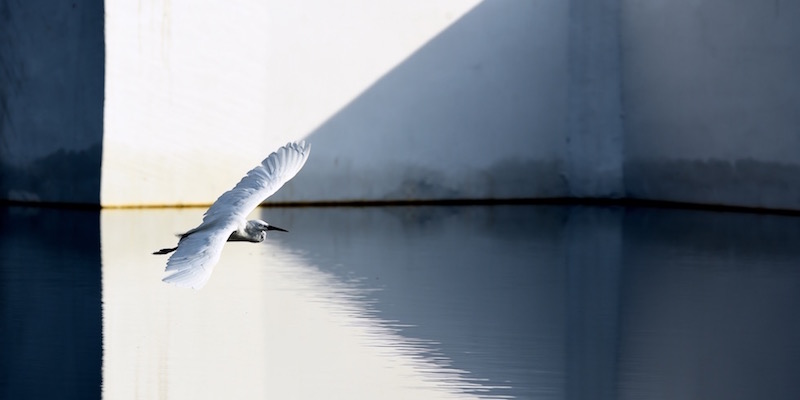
[155,141,310,289]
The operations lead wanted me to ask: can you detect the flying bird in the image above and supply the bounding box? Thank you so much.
[154,141,311,289]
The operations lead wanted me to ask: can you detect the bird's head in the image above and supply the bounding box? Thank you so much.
[247,219,288,241]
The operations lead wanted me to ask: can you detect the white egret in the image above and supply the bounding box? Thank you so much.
[154,141,311,289]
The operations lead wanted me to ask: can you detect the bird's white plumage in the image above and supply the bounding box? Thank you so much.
[161,141,311,289]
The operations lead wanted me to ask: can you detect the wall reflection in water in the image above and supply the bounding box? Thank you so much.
[0,206,102,400]
[265,206,574,399]
[101,207,516,399]
[619,208,800,400]
[2,205,799,399]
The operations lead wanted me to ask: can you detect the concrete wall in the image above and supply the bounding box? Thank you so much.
[101,0,582,206]
[566,0,624,198]
[289,0,577,204]
[621,0,800,210]
[3,0,800,209]
[0,0,105,204]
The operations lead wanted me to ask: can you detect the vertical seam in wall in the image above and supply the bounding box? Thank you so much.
[565,0,624,198]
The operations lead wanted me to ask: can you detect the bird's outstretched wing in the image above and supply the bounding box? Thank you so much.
[162,141,311,289]
[161,219,235,289]
[201,141,311,226]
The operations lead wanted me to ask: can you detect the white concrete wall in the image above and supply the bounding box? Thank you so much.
[621,0,800,210]
[101,0,577,206]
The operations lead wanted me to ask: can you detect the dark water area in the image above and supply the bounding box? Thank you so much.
[0,207,102,400]
[2,204,800,399]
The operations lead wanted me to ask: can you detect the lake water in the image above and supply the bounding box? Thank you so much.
[1,204,799,399]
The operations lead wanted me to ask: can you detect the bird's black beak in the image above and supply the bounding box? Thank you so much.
[267,225,288,233]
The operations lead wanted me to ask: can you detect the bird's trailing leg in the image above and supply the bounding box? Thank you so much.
[154,230,195,255]
[153,246,178,255]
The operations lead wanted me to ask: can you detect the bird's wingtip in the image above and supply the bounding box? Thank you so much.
[289,140,309,150]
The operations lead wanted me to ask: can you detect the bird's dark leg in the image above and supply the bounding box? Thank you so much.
[153,228,200,255]
[153,246,178,255]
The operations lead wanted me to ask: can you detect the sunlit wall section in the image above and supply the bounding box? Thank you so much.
[100,209,499,399]
[101,1,485,206]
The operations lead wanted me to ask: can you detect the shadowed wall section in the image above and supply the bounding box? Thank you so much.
[621,0,800,210]
[0,0,105,205]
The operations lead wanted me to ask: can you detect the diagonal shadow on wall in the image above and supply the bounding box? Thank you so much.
[272,0,571,203]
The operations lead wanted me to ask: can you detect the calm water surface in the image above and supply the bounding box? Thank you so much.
[1,205,799,399]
